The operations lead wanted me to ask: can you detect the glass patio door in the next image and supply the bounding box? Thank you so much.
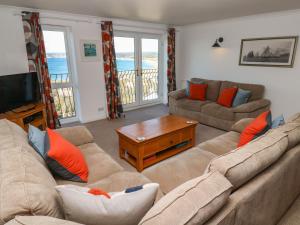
[114,32,162,109]
[43,26,78,123]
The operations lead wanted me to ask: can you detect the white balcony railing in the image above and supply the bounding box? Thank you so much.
[118,69,158,105]
[50,73,76,119]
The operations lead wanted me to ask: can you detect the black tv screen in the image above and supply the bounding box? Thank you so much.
[0,72,41,113]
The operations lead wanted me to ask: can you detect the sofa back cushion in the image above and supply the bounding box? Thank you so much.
[139,171,232,225]
[220,81,265,101]
[207,130,288,189]
[0,146,64,224]
[191,78,221,102]
[0,119,64,224]
[275,121,300,150]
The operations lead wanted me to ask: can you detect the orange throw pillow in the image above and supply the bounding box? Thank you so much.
[217,87,238,107]
[237,111,272,147]
[45,128,89,182]
[189,83,208,101]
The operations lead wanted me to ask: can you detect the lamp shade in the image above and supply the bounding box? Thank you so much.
[212,37,224,48]
[212,40,221,47]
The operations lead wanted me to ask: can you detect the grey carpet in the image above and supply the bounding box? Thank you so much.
[67,104,225,171]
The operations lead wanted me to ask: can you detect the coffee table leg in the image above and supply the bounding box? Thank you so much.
[136,147,144,172]
[119,146,125,159]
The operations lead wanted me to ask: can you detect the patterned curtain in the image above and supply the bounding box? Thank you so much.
[101,21,124,119]
[22,12,60,129]
[167,28,176,93]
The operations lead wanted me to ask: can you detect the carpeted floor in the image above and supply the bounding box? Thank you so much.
[67,104,225,171]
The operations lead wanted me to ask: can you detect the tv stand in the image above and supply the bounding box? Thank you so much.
[0,103,47,131]
[12,104,36,113]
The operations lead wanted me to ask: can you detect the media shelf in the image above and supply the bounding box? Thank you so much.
[0,103,47,131]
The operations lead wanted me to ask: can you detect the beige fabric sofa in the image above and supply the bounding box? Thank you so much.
[0,119,157,225]
[3,113,300,225]
[169,78,271,130]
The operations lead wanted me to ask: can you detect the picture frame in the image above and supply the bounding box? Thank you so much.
[239,36,298,67]
[80,40,101,62]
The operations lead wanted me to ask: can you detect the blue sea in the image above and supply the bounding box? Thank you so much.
[47,57,155,76]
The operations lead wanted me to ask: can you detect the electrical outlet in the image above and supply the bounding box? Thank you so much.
[98,107,104,112]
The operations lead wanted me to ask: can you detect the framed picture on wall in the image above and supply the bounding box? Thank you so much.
[239,36,298,67]
[80,40,101,62]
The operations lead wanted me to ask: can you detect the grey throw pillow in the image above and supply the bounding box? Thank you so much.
[28,125,46,158]
[232,88,251,107]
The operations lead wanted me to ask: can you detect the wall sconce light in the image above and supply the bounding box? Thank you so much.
[212,37,224,47]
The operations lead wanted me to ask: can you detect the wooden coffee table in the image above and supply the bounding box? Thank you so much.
[116,115,197,172]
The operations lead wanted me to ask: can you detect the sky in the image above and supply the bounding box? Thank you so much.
[43,30,66,54]
[43,30,158,54]
[114,37,158,53]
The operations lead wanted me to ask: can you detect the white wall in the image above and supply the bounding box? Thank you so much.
[0,5,168,123]
[0,7,28,75]
[178,10,300,118]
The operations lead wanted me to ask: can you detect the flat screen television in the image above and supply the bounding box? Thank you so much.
[0,72,41,113]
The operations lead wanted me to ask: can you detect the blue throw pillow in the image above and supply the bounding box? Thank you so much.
[186,80,191,96]
[232,88,251,107]
[28,125,46,158]
[272,115,285,129]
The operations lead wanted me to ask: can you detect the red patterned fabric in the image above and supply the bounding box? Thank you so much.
[167,28,176,93]
[22,12,60,129]
[101,21,124,119]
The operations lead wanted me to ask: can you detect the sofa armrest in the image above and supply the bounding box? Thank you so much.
[168,89,186,100]
[5,216,83,225]
[232,99,271,113]
[231,118,255,133]
[55,126,94,146]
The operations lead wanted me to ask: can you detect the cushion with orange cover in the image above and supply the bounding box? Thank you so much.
[217,87,238,107]
[44,128,89,182]
[189,83,208,101]
[237,111,272,147]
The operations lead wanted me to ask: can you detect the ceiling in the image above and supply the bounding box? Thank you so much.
[1,0,300,25]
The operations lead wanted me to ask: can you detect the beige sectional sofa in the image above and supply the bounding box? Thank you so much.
[2,113,300,225]
[169,78,271,130]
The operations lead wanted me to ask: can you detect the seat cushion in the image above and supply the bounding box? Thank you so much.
[55,143,123,185]
[207,130,288,189]
[176,98,211,112]
[197,131,240,156]
[142,147,216,194]
[191,78,221,101]
[201,102,235,121]
[139,171,232,225]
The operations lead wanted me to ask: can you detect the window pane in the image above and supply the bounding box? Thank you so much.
[142,39,158,70]
[141,38,159,101]
[114,37,135,71]
[43,31,69,78]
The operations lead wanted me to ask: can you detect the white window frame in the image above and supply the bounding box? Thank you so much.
[42,25,81,124]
